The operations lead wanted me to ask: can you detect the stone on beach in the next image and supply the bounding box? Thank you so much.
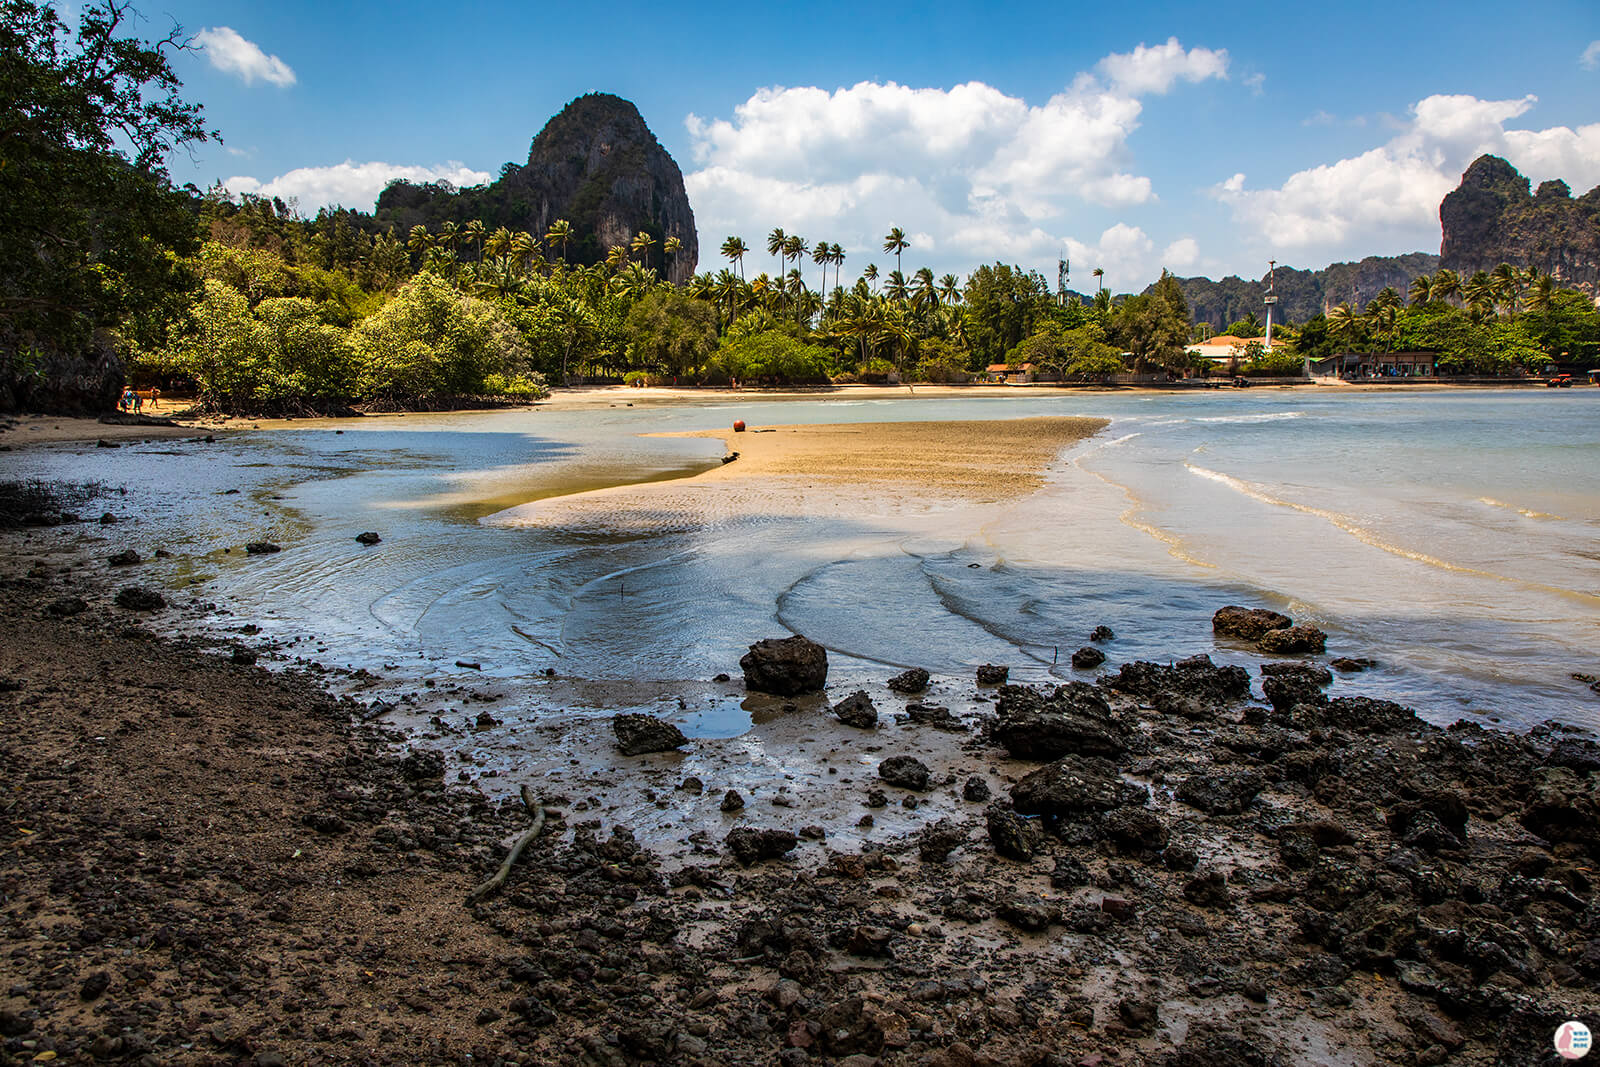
[1011,755,1148,817]
[878,756,932,791]
[1257,624,1327,654]
[886,667,930,694]
[114,586,164,611]
[740,635,828,695]
[724,827,797,865]
[831,690,878,728]
[612,713,687,755]
[991,682,1126,760]
[1212,605,1293,640]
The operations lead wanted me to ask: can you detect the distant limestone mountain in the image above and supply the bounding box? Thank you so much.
[1160,253,1441,328]
[375,93,698,283]
[1440,154,1600,300]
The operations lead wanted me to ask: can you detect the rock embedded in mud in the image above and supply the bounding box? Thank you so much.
[355,531,382,545]
[1177,770,1264,815]
[114,586,165,611]
[1331,656,1376,673]
[986,804,1045,861]
[1011,755,1148,817]
[975,663,1009,685]
[46,596,87,617]
[231,647,257,666]
[831,690,878,728]
[720,789,745,812]
[878,756,932,791]
[1547,737,1600,774]
[1213,605,1293,640]
[399,749,444,781]
[1090,625,1116,642]
[1182,868,1231,908]
[1070,646,1106,669]
[244,541,282,555]
[962,776,991,802]
[740,634,829,695]
[1110,655,1251,706]
[612,713,688,755]
[1256,624,1327,655]
[886,667,930,694]
[108,549,141,566]
[1103,808,1170,853]
[918,819,966,862]
[904,703,965,730]
[724,827,797,865]
[1318,695,1418,733]
[992,682,1126,760]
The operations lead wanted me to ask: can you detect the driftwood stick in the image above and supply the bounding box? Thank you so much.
[467,785,545,903]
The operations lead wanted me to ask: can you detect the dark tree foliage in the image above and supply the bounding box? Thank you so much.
[0,0,211,411]
[961,263,1053,367]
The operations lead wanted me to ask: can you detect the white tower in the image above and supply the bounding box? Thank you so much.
[1263,259,1277,350]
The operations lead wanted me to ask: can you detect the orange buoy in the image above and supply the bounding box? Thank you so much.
[733,420,746,432]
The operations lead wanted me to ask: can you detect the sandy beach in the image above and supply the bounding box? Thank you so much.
[3,403,1598,1065]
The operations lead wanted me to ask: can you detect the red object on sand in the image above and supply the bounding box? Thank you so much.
[733,420,746,432]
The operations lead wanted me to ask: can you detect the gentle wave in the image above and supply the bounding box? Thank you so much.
[1187,463,1598,604]
[1477,496,1565,521]
[1081,466,1215,569]
[1193,411,1306,424]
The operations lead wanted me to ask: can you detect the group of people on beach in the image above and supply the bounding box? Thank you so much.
[117,386,158,413]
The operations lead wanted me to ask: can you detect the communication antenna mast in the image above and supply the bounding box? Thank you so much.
[1058,254,1069,305]
[1263,259,1278,350]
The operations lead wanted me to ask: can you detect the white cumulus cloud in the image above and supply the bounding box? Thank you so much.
[683,40,1229,285]
[195,27,296,88]
[1581,40,1600,70]
[223,161,492,212]
[1213,93,1600,261]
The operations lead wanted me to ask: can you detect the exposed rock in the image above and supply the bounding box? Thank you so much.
[612,713,687,755]
[740,634,828,695]
[720,789,745,813]
[962,776,991,802]
[1069,646,1105,669]
[1011,755,1148,817]
[107,549,140,566]
[886,667,930,694]
[355,531,382,545]
[1317,696,1417,733]
[975,663,1008,685]
[1440,154,1600,303]
[1213,605,1292,641]
[1110,655,1251,707]
[1177,770,1264,815]
[1182,868,1231,908]
[918,819,966,862]
[832,690,878,728]
[986,805,1045,861]
[724,827,797,865]
[1547,738,1600,774]
[996,894,1058,931]
[991,682,1126,760]
[114,586,164,611]
[904,703,965,730]
[1090,625,1115,642]
[1331,657,1376,673]
[244,541,282,555]
[1257,625,1326,655]
[1103,808,1169,853]
[375,93,699,284]
[46,596,87,617]
[878,756,931,791]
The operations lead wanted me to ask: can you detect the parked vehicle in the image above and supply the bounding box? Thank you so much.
[1547,374,1573,387]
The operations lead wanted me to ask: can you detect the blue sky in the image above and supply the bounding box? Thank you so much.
[136,0,1600,289]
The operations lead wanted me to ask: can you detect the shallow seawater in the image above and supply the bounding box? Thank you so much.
[9,390,1598,740]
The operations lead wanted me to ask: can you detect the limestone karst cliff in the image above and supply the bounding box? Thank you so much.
[375,93,698,283]
[1440,155,1600,300]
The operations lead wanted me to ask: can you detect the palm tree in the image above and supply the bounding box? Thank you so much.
[783,235,809,290]
[1525,270,1557,314]
[884,269,909,304]
[1429,268,1460,305]
[863,263,879,290]
[767,227,787,277]
[813,242,831,294]
[830,244,845,291]
[1328,301,1361,348]
[545,219,574,263]
[1462,270,1495,323]
[913,267,937,311]
[510,231,540,274]
[1092,267,1105,294]
[937,274,960,304]
[663,235,682,279]
[462,219,486,262]
[1490,262,1519,317]
[631,231,659,275]
[612,262,654,300]
[1408,274,1433,306]
[882,227,909,275]
[484,226,513,262]
[406,224,431,262]
[438,221,461,259]
[721,236,748,280]
[605,244,631,273]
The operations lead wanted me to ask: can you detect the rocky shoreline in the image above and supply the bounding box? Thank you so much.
[3,482,1599,1066]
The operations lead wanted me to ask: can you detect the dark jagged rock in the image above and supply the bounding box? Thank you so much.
[1069,646,1105,669]
[114,586,164,611]
[1011,755,1148,817]
[612,713,687,755]
[1103,808,1169,853]
[1331,657,1376,673]
[1316,695,1417,733]
[918,819,966,862]
[986,804,1045,861]
[355,531,382,545]
[878,756,931,791]
[723,827,797,865]
[1213,605,1292,641]
[375,93,699,284]
[1110,655,1251,707]
[1090,625,1115,642]
[1257,624,1326,655]
[1262,669,1331,715]
[1440,154,1600,302]
[962,776,991,802]
[46,596,87,617]
[244,541,282,555]
[107,549,140,566]
[991,682,1125,760]
[904,703,965,730]
[831,690,878,728]
[1177,770,1264,815]
[975,663,1008,685]
[1182,868,1231,907]
[739,634,828,695]
[720,789,745,812]
[886,667,930,693]
[1547,738,1600,774]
